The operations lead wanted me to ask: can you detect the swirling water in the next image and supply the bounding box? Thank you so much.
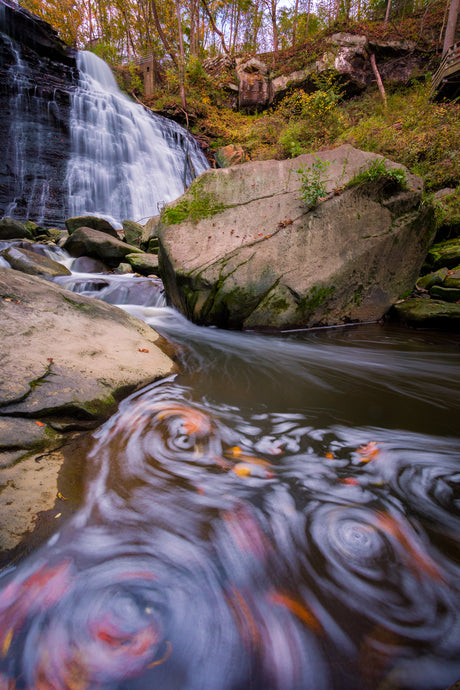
[1,267,460,690]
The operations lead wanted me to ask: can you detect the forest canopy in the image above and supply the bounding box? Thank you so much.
[19,0,445,64]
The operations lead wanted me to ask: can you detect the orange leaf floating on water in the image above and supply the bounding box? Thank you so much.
[233,464,252,477]
[376,512,444,582]
[357,441,380,462]
[341,477,360,486]
[147,640,172,669]
[225,448,273,468]
[232,461,274,479]
[1,629,13,659]
[228,446,243,457]
[269,592,323,634]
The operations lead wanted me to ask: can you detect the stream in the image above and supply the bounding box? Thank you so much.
[0,260,459,689]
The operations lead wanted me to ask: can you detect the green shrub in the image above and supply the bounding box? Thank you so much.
[346,158,407,189]
[296,156,331,208]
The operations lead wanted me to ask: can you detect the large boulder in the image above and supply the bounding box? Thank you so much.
[236,57,271,111]
[63,226,143,266]
[0,267,174,424]
[158,145,434,330]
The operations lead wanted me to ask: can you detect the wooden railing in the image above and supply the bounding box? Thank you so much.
[430,41,460,100]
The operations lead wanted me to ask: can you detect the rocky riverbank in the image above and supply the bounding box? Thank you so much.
[0,214,173,565]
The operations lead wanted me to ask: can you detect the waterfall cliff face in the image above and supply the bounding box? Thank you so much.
[0,0,209,227]
[67,52,209,226]
[0,0,76,225]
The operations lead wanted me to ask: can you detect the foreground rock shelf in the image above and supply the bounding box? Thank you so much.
[0,266,175,560]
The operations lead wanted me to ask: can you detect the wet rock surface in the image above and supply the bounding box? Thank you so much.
[0,0,76,226]
[0,264,175,559]
[63,226,143,266]
[1,245,71,279]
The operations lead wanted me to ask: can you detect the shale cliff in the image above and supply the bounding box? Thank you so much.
[0,0,76,226]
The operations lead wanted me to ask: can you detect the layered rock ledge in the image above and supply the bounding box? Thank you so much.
[0,266,175,560]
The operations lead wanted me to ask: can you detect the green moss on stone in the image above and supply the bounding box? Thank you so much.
[297,284,335,316]
[162,189,225,225]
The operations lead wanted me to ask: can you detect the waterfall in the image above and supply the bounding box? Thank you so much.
[1,0,209,227]
[67,51,209,226]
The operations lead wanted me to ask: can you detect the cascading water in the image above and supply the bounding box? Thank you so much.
[67,51,209,226]
[1,0,208,226]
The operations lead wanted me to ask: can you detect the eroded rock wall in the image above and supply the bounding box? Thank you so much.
[0,0,77,226]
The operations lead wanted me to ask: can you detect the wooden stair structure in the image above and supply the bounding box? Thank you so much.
[430,41,460,100]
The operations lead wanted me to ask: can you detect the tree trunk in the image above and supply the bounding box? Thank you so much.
[305,0,311,39]
[270,0,279,59]
[443,0,460,55]
[176,1,187,110]
[384,0,391,24]
[370,53,387,109]
[200,0,230,55]
[292,0,299,47]
[150,0,178,68]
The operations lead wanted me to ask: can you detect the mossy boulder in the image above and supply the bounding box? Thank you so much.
[426,238,460,270]
[122,219,144,247]
[444,267,460,288]
[0,217,33,241]
[391,297,460,330]
[416,267,449,290]
[429,285,460,302]
[158,145,434,329]
[125,252,159,276]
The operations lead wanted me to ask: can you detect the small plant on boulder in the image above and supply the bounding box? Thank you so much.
[346,158,407,191]
[296,156,330,209]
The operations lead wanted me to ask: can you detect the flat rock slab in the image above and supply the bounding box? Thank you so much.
[0,266,175,421]
[0,431,91,564]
